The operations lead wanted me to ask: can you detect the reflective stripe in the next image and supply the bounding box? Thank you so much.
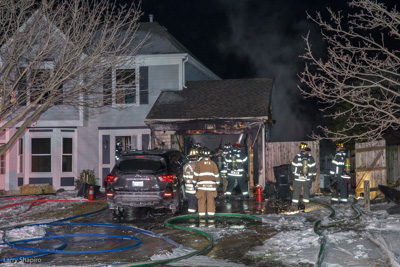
[186,184,195,190]
[207,212,215,216]
[188,208,196,212]
[229,173,244,177]
[199,212,206,216]
[292,199,299,203]
[197,172,219,177]
[331,197,339,201]
[184,165,194,172]
[242,192,249,195]
[295,176,309,181]
[303,199,310,203]
[185,190,196,194]
[198,187,216,191]
[197,181,217,185]
[340,198,348,202]
[225,192,232,195]
[183,174,194,178]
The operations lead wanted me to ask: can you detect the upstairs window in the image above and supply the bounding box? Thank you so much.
[30,69,51,104]
[16,63,63,106]
[116,69,136,104]
[103,68,138,106]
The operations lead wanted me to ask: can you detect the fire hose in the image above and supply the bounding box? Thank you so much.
[312,197,362,267]
[0,198,180,263]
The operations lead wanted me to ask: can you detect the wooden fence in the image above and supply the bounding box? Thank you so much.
[266,141,320,194]
[355,140,387,198]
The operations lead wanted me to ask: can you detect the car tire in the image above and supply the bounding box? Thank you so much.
[175,190,186,215]
[112,207,124,220]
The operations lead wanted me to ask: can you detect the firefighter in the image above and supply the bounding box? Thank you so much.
[194,147,220,219]
[224,142,249,199]
[183,148,200,214]
[218,143,231,194]
[291,142,317,209]
[330,142,351,204]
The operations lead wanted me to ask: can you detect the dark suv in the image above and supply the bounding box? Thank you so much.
[105,149,185,217]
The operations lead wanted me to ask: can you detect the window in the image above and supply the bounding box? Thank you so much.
[18,138,23,173]
[116,69,136,104]
[31,138,51,172]
[0,155,5,175]
[30,69,51,104]
[16,65,62,106]
[62,138,72,172]
[103,68,137,105]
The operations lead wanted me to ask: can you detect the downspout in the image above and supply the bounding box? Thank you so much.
[262,123,266,187]
[182,55,189,89]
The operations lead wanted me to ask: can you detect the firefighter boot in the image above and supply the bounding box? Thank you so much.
[298,203,306,212]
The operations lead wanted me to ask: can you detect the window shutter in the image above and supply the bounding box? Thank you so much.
[103,69,112,105]
[139,66,149,105]
[102,135,110,164]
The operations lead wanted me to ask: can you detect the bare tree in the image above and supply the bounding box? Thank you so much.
[299,0,400,142]
[0,0,146,155]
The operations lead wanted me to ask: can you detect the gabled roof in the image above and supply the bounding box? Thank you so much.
[145,78,274,122]
[135,22,193,55]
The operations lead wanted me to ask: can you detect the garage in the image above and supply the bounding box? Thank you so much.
[145,78,274,191]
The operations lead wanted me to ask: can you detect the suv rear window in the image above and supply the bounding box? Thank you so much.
[118,158,166,172]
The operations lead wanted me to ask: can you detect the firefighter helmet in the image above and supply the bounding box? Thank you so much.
[232,142,241,148]
[187,148,199,159]
[299,142,308,150]
[200,146,210,157]
[336,142,344,149]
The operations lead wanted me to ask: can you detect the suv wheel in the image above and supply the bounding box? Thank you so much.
[112,207,125,220]
[172,190,185,215]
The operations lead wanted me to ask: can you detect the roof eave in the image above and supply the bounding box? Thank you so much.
[145,116,269,124]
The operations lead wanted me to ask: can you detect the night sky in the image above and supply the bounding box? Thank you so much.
[128,0,396,142]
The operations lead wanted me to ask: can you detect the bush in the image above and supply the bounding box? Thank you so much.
[75,169,98,189]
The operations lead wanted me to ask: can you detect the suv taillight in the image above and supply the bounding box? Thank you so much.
[106,174,119,183]
[158,174,176,183]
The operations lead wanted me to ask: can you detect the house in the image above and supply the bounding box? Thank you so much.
[1,8,275,193]
[0,17,219,193]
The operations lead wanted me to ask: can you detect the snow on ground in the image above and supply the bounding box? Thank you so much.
[1,193,400,266]
[245,196,400,266]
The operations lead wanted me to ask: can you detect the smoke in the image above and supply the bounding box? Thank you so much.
[216,0,333,141]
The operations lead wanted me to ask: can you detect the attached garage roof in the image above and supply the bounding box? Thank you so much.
[145,78,274,122]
